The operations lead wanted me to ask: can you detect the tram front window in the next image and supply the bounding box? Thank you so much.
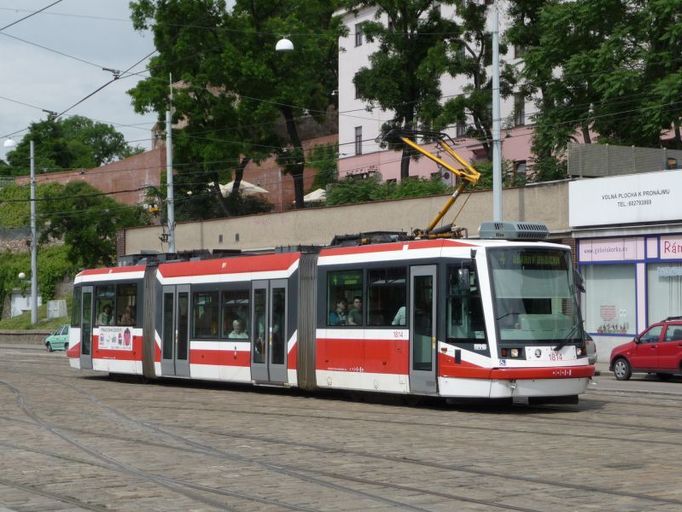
[488,248,580,343]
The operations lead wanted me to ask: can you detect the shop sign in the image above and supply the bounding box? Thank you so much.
[569,170,682,227]
[578,237,644,262]
[660,235,682,260]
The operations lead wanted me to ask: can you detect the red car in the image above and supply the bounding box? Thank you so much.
[610,317,682,380]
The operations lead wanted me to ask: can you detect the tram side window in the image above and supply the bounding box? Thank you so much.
[95,285,115,326]
[222,289,250,339]
[115,283,137,326]
[368,267,406,326]
[446,266,486,343]
[327,270,363,326]
[71,287,81,327]
[192,291,219,338]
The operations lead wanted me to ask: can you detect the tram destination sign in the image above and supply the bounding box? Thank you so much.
[569,170,682,227]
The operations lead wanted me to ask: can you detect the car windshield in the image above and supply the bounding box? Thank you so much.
[488,247,581,344]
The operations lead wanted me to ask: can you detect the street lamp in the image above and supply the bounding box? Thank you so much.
[4,137,38,324]
[275,37,294,52]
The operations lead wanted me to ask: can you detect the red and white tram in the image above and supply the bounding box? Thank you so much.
[67,226,595,403]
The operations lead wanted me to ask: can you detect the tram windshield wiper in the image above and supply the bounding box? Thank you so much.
[553,324,579,352]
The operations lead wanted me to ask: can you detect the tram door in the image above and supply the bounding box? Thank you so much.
[409,265,437,394]
[80,286,94,370]
[161,285,190,377]
[251,280,288,384]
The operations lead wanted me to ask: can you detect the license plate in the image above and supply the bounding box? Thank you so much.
[525,345,577,361]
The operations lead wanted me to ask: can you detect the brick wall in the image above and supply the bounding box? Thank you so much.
[15,147,165,207]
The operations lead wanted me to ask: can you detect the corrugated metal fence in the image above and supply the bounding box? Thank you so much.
[568,143,682,177]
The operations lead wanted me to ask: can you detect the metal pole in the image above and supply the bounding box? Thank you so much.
[166,108,176,253]
[30,140,38,324]
[491,0,502,221]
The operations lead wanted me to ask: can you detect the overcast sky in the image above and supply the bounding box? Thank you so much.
[0,0,159,159]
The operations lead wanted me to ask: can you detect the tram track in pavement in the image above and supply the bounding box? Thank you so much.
[0,476,112,512]
[0,378,356,512]
[3,376,538,512]
[16,375,682,511]
[4,358,682,510]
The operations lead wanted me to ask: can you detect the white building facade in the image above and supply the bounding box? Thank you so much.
[337,4,534,182]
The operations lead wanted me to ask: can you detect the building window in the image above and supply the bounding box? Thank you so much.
[514,160,527,176]
[354,23,364,47]
[456,122,466,138]
[514,94,525,126]
[354,126,363,155]
[583,264,636,335]
[514,44,526,59]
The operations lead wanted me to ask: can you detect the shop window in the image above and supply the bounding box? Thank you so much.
[583,264,636,334]
[647,263,682,323]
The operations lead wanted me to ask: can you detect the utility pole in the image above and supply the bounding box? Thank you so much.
[491,0,502,222]
[30,140,38,324]
[166,74,176,253]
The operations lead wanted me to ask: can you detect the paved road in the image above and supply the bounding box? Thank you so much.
[1,344,681,512]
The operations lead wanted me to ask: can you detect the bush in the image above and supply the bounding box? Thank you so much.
[326,175,449,206]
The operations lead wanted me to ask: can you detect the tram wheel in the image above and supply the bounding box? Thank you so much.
[613,358,631,381]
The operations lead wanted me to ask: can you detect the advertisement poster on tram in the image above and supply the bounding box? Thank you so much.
[98,326,133,351]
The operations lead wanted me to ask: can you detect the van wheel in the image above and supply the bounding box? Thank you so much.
[613,358,631,380]
[46,343,53,352]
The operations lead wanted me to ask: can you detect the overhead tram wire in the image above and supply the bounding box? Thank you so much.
[0,31,112,70]
[0,0,63,32]
[0,49,157,140]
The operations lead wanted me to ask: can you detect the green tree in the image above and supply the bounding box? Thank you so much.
[39,182,148,268]
[436,1,515,161]
[0,246,78,319]
[129,0,342,212]
[346,1,459,180]
[3,116,141,176]
[509,0,682,180]
[309,143,339,190]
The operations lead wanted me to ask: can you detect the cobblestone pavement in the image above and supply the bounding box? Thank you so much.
[1,345,681,512]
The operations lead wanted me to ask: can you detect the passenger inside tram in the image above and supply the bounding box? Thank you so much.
[228,319,248,339]
[329,298,348,325]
